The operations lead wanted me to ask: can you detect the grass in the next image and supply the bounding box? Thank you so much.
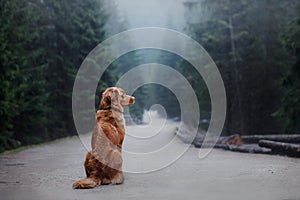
[0,135,80,156]
[0,146,32,155]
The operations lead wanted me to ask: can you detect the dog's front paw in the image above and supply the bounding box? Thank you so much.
[111,172,124,185]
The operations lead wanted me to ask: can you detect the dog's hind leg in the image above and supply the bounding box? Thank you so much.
[84,151,93,177]
[73,152,101,189]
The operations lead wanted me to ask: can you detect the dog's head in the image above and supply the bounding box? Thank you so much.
[99,87,135,112]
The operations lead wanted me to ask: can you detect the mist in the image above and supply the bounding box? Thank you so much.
[114,0,186,31]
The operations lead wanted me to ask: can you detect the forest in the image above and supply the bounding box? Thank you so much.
[1,0,300,152]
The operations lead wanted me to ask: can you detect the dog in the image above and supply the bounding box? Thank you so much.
[73,87,135,189]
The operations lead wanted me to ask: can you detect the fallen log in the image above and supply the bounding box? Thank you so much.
[193,134,243,148]
[258,140,300,158]
[176,126,244,146]
[175,128,200,144]
[176,127,300,157]
[241,134,300,144]
[213,144,272,154]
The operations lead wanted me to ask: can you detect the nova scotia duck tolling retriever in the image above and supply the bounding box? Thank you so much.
[73,87,135,189]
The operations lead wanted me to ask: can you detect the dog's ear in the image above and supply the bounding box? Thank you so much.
[110,88,120,106]
[99,89,112,109]
[99,88,121,109]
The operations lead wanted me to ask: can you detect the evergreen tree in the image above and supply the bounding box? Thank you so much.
[182,0,297,134]
[0,0,49,150]
[0,0,114,152]
[43,0,109,137]
[273,5,300,132]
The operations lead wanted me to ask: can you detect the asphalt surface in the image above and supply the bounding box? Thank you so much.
[1,120,300,200]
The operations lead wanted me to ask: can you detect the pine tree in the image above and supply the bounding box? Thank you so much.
[273,5,300,132]
[0,0,49,150]
[182,0,298,134]
[0,0,114,152]
[43,0,109,137]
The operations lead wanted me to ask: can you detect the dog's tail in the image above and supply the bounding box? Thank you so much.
[72,177,100,189]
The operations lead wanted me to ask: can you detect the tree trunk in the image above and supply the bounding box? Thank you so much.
[228,12,244,132]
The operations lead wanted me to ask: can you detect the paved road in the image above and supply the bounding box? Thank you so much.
[1,120,300,200]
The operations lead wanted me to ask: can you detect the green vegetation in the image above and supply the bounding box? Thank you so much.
[0,0,112,152]
[181,0,300,134]
[1,0,300,152]
[273,6,300,132]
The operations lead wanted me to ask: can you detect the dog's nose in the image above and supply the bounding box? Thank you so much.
[129,96,135,104]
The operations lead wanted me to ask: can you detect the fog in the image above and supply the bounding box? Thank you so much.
[114,0,186,31]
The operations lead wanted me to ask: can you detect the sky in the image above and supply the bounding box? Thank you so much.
[114,0,187,31]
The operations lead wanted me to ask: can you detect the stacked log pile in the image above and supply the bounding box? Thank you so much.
[175,128,300,158]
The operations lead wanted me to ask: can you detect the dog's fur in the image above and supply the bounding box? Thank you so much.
[73,87,135,189]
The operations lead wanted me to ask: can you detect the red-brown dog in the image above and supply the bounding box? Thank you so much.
[73,87,135,189]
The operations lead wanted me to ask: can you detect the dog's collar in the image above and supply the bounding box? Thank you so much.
[99,107,123,113]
